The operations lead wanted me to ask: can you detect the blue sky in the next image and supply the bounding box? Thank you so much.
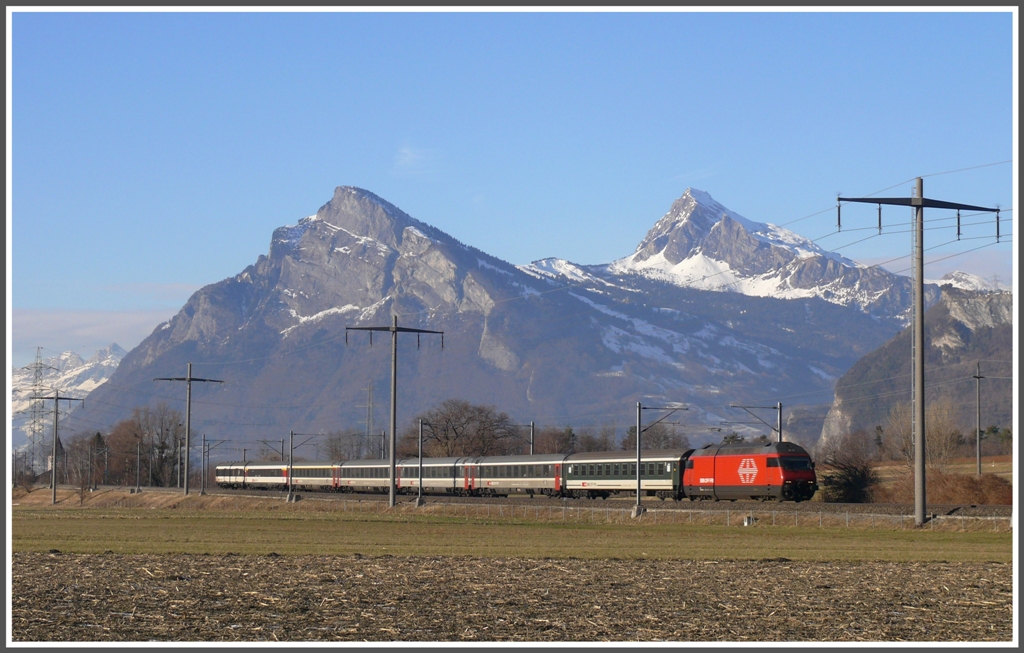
[8,9,1016,368]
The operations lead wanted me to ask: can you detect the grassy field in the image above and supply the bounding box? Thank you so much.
[11,489,1012,563]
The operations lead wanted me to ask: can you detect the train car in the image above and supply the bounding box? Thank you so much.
[337,458,393,493]
[216,461,290,490]
[467,454,569,497]
[215,462,249,489]
[683,441,817,502]
[563,449,690,500]
[288,460,340,492]
[396,456,465,495]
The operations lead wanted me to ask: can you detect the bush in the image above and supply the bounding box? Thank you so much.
[819,462,880,503]
[874,469,1013,505]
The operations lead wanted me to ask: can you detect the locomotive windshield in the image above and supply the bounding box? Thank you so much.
[779,456,813,471]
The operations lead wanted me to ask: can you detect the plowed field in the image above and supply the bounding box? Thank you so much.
[11,552,1012,642]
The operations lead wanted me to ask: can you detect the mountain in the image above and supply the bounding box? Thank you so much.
[11,344,126,466]
[76,187,958,455]
[929,270,1010,293]
[549,188,938,320]
[817,287,1013,452]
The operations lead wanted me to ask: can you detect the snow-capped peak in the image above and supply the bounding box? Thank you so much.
[929,271,1010,293]
[568,188,928,317]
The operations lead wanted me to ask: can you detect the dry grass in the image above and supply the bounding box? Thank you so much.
[873,469,1014,506]
[11,488,1012,563]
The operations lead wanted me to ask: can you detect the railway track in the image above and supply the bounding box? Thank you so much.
[104,483,1012,519]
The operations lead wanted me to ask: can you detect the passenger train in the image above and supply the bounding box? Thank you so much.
[216,441,818,502]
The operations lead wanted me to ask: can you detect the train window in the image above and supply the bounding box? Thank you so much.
[767,458,779,468]
[686,460,694,469]
[666,463,672,473]
[780,457,812,471]
[657,463,665,476]
[630,463,636,476]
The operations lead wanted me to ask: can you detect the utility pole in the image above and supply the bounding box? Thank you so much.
[21,347,57,474]
[257,439,285,462]
[30,389,84,506]
[347,315,444,508]
[838,179,999,527]
[417,420,428,507]
[973,362,984,477]
[776,402,782,443]
[286,431,324,503]
[357,381,376,456]
[512,422,536,455]
[201,434,207,495]
[155,363,224,496]
[635,402,687,518]
[201,436,228,496]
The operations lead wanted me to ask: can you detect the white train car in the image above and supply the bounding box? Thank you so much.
[216,461,289,491]
[337,459,392,493]
[288,461,339,492]
[467,453,570,497]
[397,456,465,494]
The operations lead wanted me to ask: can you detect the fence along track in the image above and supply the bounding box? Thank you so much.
[287,498,1011,532]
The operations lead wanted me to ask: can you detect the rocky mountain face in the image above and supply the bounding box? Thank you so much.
[75,187,980,455]
[11,344,126,462]
[817,287,1013,453]
[601,188,940,319]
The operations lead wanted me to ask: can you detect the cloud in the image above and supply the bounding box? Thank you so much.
[392,146,438,178]
[10,308,178,368]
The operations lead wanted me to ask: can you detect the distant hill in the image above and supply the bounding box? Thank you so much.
[818,287,1013,452]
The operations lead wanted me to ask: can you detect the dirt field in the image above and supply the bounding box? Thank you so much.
[11,552,1014,642]
[9,487,1015,642]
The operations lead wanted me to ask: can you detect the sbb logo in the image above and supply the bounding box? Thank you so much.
[738,458,758,484]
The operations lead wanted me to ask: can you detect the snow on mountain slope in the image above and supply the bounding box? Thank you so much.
[531,188,933,319]
[11,344,125,452]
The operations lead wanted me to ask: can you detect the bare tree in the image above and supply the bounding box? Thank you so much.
[818,429,880,503]
[323,429,372,461]
[401,399,521,457]
[925,397,965,471]
[532,426,577,454]
[621,423,691,451]
[878,399,965,472]
[878,402,914,469]
[577,424,617,452]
